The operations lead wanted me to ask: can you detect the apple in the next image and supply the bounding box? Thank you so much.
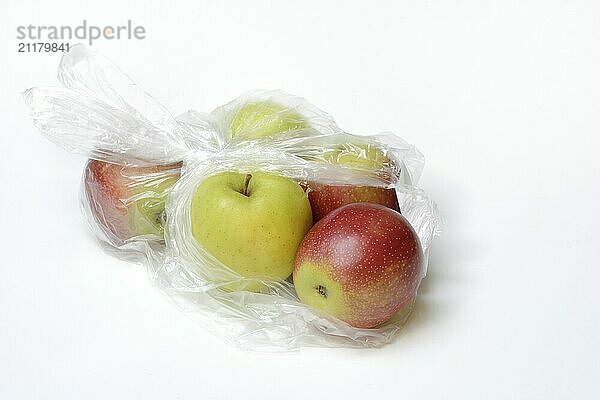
[190,171,313,290]
[229,101,308,140]
[307,183,400,222]
[321,142,391,172]
[83,159,182,244]
[293,203,422,328]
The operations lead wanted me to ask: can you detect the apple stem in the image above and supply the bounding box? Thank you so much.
[243,174,252,196]
[156,210,166,225]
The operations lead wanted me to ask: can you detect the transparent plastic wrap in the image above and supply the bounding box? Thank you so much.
[25,45,442,350]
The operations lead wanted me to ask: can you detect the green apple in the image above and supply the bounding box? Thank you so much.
[190,171,313,291]
[229,101,308,140]
[321,143,390,171]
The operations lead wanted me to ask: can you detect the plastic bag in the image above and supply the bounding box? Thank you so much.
[25,45,442,350]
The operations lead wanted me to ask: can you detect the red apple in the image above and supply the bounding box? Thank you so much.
[293,203,422,328]
[83,159,182,245]
[307,183,400,222]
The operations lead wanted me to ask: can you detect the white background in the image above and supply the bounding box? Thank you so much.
[1,1,599,399]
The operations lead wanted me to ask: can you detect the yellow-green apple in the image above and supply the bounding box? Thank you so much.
[84,159,182,244]
[190,172,313,290]
[307,183,400,222]
[229,101,307,140]
[293,203,422,328]
[322,143,391,172]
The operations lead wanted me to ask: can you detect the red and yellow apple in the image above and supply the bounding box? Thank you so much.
[83,159,182,244]
[307,183,400,222]
[293,203,422,328]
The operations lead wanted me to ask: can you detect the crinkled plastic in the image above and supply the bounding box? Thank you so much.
[25,45,442,350]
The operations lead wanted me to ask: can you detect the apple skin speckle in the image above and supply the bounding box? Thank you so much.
[293,203,423,328]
